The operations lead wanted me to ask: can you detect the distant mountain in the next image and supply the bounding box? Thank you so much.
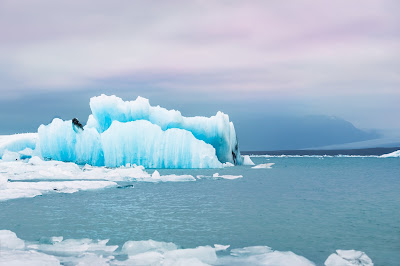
[236,115,380,151]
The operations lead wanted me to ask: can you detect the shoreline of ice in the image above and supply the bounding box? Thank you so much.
[0,229,373,266]
[0,155,244,201]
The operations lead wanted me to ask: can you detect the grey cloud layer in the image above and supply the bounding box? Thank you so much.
[0,0,399,132]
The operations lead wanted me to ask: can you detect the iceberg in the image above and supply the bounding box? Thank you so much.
[242,155,255,165]
[38,95,241,168]
[380,150,400,158]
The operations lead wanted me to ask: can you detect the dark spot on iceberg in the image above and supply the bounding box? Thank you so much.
[72,118,84,133]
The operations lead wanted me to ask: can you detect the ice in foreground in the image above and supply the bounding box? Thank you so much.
[0,229,333,266]
[325,250,373,266]
[37,95,241,168]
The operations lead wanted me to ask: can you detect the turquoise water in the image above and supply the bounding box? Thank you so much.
[1,157,399,265]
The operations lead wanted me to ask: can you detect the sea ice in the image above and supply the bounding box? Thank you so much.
[212,173,243,180]
[214,244,230,251]
[0,230,374,266]
[380,150,400,158]
[325,249,373,266]
[149,170,196,182]
[0,180,117,201]
[252,163,275,169]
[0,230,25,250]
[242,155,255,165]
[0,250,60,266]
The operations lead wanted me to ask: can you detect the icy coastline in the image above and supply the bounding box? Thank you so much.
[0,229,373,266]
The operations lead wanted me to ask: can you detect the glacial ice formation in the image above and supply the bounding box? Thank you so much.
[38,94,241,168]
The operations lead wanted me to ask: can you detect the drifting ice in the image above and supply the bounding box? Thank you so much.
[38,95,241,168]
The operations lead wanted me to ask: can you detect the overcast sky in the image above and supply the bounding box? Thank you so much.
[0,0,399,144]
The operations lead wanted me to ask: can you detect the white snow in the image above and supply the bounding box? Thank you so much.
[242,155,255,165]
[380,150,400,158]
[252,163,275,169]
[325,249,373,266]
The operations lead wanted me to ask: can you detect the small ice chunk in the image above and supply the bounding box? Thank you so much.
[1,150,21,161]
[223,162,234,167]
[164,246,218,265]
[212,173,243,180]
[121,239,178,256]
[325,250,373,266]
[242,155,255,165]
[252,163,275,169]
[28,238,118,256]
[214,244,230,251]
[229,246,315,266]
[0,230,25,250]
[0,250,60,266]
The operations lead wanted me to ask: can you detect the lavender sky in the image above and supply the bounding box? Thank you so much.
[0,1,399,148]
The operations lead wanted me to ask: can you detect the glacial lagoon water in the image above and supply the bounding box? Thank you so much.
[1,157,399,265]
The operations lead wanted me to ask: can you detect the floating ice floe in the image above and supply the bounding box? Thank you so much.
[325,249,373,266]
[252,163,275,169]
[212,173,243,180]
[0,156,243,201]
[1,230,349,266]
[0,178,117,201]
[242,155,255,165]
[380,150,400,158]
